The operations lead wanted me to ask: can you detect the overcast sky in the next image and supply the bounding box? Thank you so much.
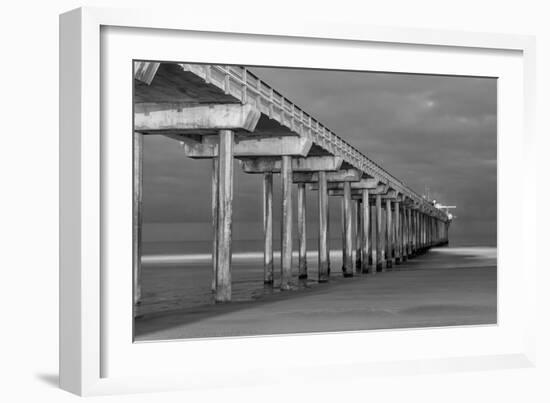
[141,66,497,247]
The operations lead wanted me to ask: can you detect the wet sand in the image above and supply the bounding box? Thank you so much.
[135,246,496,341]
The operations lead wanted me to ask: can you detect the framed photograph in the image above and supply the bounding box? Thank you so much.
[60,7,536,396]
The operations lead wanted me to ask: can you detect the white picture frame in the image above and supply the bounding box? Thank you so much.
[59,6,537,396]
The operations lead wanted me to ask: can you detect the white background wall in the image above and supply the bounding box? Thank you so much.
[1,0,548,401]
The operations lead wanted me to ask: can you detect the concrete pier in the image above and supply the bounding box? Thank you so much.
[133,61,453,305]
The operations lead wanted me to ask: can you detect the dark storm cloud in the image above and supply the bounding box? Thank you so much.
[142,66,497,246]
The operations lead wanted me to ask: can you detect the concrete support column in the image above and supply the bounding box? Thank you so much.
[401,206,407,260]
[407,208,412,257]
[297,182,307,279]
[376,194,383,272]
[401,205,407,262]
[433,217,439,246]
[355,199,362,273]
[408,209,413,256]
[394,200,401,264]
[431,216,435,246]
[433,218,436,246]
[343,181,353,277]
[399,204,407,262]
[418,211,421,251]
[418,212,424,252]
[414,211,417,253]
[419,212,425,252]
[423,213,426,250]
[341,197,345,273]
[424,214,428,250]
[133,132,143,308]
[369,200,376,273]
[263,172,274,284]
[425,214,428,249]
[409,209,414,256]
[434,218,437,246]
[430,216,433,247]
[361,189,370,274]
[211,158,219,291]
[412,210,417,255]
[428,216,433,247]
[434,217,437,246]
[327,199,331,276]
[318,171,329,282]
[385,199,393,268]
[215,129,234,302]
[413,210,417,253]
[426,214,429,248]
[280,155,293,290]
[432,217,435,246]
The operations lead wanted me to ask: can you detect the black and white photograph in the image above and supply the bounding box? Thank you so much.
[4,0,547,400]
[132,61,497,341]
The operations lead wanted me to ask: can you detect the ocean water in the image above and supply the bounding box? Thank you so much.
[137,241,496,318]
[138,239,351,317]
[142,238,348,255]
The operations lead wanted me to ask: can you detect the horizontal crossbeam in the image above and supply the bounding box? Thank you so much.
[134,103,261,134]
[309,177,380,191]
[292,169,362,183]
[182,135,313,158]
[240,156,343,173]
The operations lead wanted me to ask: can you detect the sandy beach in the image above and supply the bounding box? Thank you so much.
[135,246,496,341]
